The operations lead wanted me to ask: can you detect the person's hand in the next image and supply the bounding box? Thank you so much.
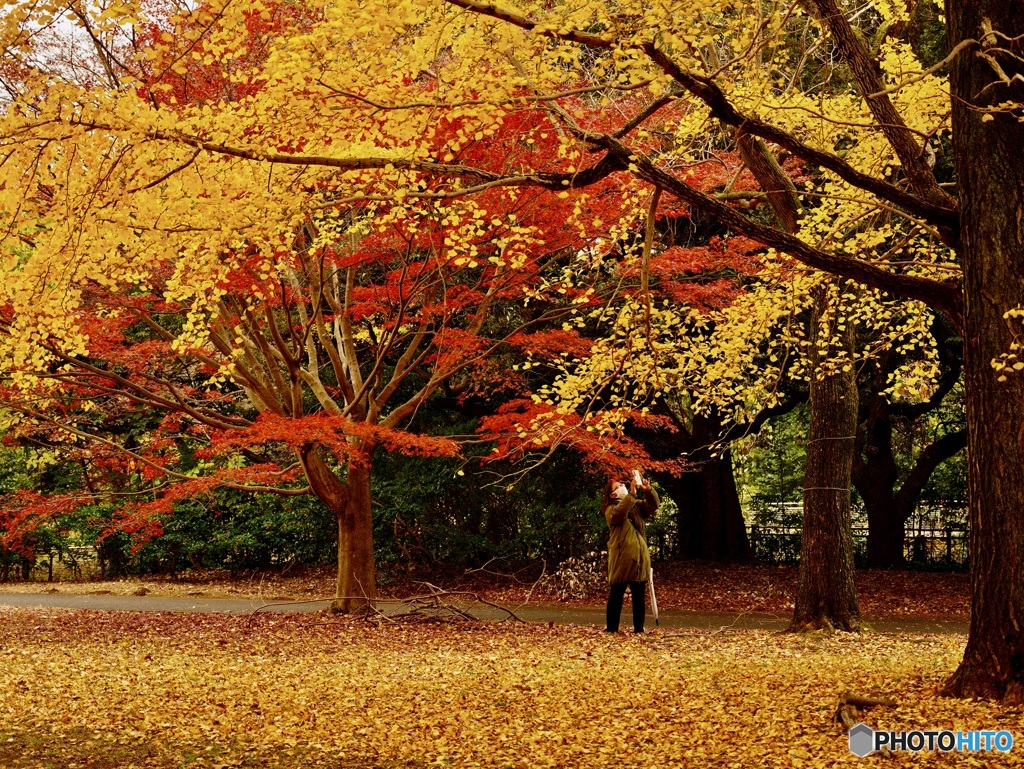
[628,477,637,495]
[641,476,651,491]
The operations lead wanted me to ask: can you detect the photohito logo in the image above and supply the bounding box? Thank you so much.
[849,723,1014,757]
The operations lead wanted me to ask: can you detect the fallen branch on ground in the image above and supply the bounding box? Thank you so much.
[366,583,527,624]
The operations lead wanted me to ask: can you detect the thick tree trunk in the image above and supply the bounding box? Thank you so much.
[697,448,752,561]
[863,500,909,568]
[642,410,752,562]
[299,446,377,614]
[662,448,752,561]
[335,462,376,613]
[854,396,904,568]
[943,0,1024,702]
[790,286,862,631]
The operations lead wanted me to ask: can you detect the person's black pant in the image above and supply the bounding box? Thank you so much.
[606,581,646,633]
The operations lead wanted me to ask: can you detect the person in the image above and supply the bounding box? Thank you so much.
[602,471,660,634]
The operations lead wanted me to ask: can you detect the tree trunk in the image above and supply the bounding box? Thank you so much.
[859,428,968,568]
[661,448,752,561]
[853,362,967,568]
[698,448,752,561]
[335,462,376,613]
[853,395,906,568]
[943,0,1024,702]
[642,410,753,562]
[659,471,702,559]
[299,446,377,614]
[863,500,908,568]
[790,285,862,631]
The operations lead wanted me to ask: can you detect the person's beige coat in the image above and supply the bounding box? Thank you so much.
[604,487,659,584]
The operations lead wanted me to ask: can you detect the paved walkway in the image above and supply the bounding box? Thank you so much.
[0,593,968,634]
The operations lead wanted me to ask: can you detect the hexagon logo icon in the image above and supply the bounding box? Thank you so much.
[849,723,875,757]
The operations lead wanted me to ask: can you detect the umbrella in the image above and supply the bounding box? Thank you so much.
[649,566,659,626]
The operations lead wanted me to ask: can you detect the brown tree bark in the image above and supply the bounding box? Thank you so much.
[656,447,752,562]
[299,446,378,614]
[691,448,751,562]
[735,130,801,234]
[634,408,753,561]
[854,394,904,567]
[335,462,376,613]
[790,286,862,631]
[853,393,967,568]
[942,0,1024,703]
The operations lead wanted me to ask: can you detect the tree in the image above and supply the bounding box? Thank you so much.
[633,406,755,562]
[443,0,1024,700]
[852,318,966,568]
[941,0,1024,702]
[479,175,781,560]
[790,281,861,630]
[3,175,628,611]
[1,1,646,612]
[715,90,865,629]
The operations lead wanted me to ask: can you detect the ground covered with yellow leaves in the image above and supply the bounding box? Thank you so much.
[0,563,971,618]
[1,608,1019,768]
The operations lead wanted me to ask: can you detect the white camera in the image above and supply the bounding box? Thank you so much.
[632,469,643,486]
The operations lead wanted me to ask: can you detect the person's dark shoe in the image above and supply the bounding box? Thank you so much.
[604,628,618,633]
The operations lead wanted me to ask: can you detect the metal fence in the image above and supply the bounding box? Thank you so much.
[745,499,968,567]
[746,523,968,566]
[646,497,969,567]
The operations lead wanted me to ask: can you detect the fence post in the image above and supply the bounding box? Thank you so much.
[945,526,953,562]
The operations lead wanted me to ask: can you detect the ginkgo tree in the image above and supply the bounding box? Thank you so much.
[481,1,962,634]
[427,0,1018,701]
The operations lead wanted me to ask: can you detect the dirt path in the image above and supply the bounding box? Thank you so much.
[0,592,968,633]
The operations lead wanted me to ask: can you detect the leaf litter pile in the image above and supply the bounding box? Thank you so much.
[1,608,1020,768]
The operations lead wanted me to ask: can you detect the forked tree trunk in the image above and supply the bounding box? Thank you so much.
[853,396,906,568]
[640,410,752,562]
[790,286,862,631]
[662,448,752,561]
[854,396,967,568]
[299,446,377,614]
[943,0,1024,702]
